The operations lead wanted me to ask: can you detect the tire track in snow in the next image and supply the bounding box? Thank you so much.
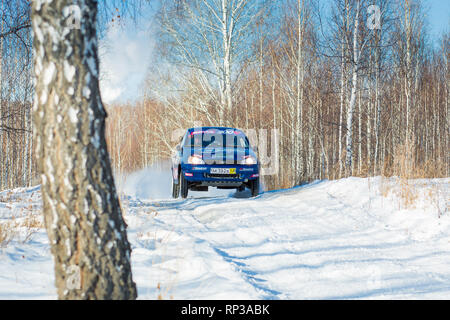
[127,178,450,299]
[180,206,283,299]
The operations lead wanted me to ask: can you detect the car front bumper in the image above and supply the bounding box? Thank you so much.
[181,164,259,185]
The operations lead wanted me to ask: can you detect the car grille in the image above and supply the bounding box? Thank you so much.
[204,160,238,165]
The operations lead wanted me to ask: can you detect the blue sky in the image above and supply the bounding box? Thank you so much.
[99,0,449,105]
[425,0,450,41]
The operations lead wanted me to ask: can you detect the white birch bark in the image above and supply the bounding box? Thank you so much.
[295,0,305,184]
[32,0,136,299]
[0,0,3,190]
[345,0,361,173]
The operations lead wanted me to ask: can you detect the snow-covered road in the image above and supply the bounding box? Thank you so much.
[125,177,450,299]
[0,176,449,299]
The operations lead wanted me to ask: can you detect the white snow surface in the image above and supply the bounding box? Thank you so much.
[0,173,449,300]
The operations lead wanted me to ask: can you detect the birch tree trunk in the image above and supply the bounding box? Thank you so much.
[373,32,381,174]
[0,0,3,190]
[338,42,345,177]
[295,0,305,184]
[337,0,349,177]
[446,36,450,175]
[222,0,233,120]
[32,0,137,300]
[403,0,413,139]
[358,85,362,174]
[345,0,360,174]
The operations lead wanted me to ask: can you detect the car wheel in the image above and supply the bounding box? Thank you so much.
[250,178,259,197]
[171,171,180,199]
[180,171,189,199]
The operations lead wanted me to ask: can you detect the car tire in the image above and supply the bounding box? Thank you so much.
[180,171,189,199]
[250,178,259,197]
[171,170,180,199]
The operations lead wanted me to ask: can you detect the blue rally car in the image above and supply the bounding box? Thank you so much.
[171,127,260,198]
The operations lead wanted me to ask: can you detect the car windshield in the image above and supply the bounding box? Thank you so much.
[184,130,249,148]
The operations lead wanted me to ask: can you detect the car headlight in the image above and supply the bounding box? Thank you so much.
[242,156,257,165]
[188,155,205,165]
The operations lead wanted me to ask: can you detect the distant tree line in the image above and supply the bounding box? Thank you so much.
[0,0,148,191]
[106,0,449,190]
[1,0,448,192]
[0,0,34,190]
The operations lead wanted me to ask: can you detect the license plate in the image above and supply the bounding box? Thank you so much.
[210,168,236,174]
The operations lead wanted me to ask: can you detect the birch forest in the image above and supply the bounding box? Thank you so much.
[1,0,449,192]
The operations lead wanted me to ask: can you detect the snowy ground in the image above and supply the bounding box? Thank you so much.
[0,171,449,299]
